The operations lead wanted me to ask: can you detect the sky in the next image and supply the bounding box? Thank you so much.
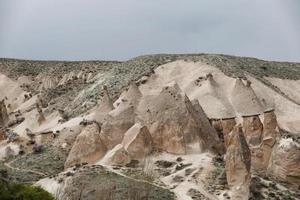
[0,0,300,62]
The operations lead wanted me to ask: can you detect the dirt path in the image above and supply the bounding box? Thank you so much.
[105,165,169,191]
[4,160,47,176]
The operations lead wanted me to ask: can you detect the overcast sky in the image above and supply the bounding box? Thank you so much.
[0,0,300,62]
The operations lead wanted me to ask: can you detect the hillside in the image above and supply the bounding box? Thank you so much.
[0,54,300,200]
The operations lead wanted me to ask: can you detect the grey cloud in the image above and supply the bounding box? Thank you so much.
[0,0,299,61]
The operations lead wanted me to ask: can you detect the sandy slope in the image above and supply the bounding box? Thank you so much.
[266,77,300,104]
[139,61,300,132]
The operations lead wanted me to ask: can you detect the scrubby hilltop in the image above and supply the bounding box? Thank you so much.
[0,54,300,200]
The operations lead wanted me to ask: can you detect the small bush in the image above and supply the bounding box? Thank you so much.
[0,179,54,200]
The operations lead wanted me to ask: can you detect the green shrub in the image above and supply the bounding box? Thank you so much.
[0,179,54,200]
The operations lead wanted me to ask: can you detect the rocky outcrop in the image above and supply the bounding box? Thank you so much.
[221,117,236,148]
[55,165,175,200]
[251,109,279,175]
[122,123,153,159]
[267,138,300,187]
[94,85,114,123]
[136,82,214,154]
[225,124,251,200]
[242,114,263,146]
[0,128,6,141]
[36,104,46,125]
[0,99,9,127]
[39,76,57,91]
[191,100,220,148]
[65,122,107,168]
[114,82,142,108]
[100,144,131,166]
[100,105,135,149]
[231,78,263,116]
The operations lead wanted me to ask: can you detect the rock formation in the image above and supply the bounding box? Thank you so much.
[231,78,264,116]
[94,85,114,123]
[225,124,251,200]
[191,100,220,147]
[0,99,9,127]
[221,117,236,148]
[197,73,235,119]
[250,109,279,175]
[100,105,135,149]
[114,82,142,108]
[121,123,153,159]
[65,122,107,168]
[0,128,6,141]
[39,76,57,91]
[100,144,131,166]
[36,103,46,125]
[267,138,300,187]
[136,82,215,154]
[242,114,263,146]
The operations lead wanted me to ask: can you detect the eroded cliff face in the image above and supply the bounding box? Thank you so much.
[225,124,251,200]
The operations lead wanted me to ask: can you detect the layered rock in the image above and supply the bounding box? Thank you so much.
[65,122,107,168]
[100,105,135,149]
[122,123,153,159]
[0,99,9,127]
[225,124,251,200]
[136,82,216,154]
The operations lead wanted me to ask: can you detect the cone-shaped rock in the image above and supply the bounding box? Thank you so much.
[65,123,107,168]
[100,144,131,166]
[114,82,142,108]
[100,105,135,149]
[231,78,264,116]
[225,124,251,200]
[196,74,235,119]
[94,85,114,123]
[136,82,213,154]
[122,123,153,159]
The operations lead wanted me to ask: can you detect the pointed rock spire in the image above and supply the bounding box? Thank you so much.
[122,123,153,159]
[231,78,264,116]
[94,85,114,123]
[225,124,251,200]
[65,122,107,168]
[0,99,9,127]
